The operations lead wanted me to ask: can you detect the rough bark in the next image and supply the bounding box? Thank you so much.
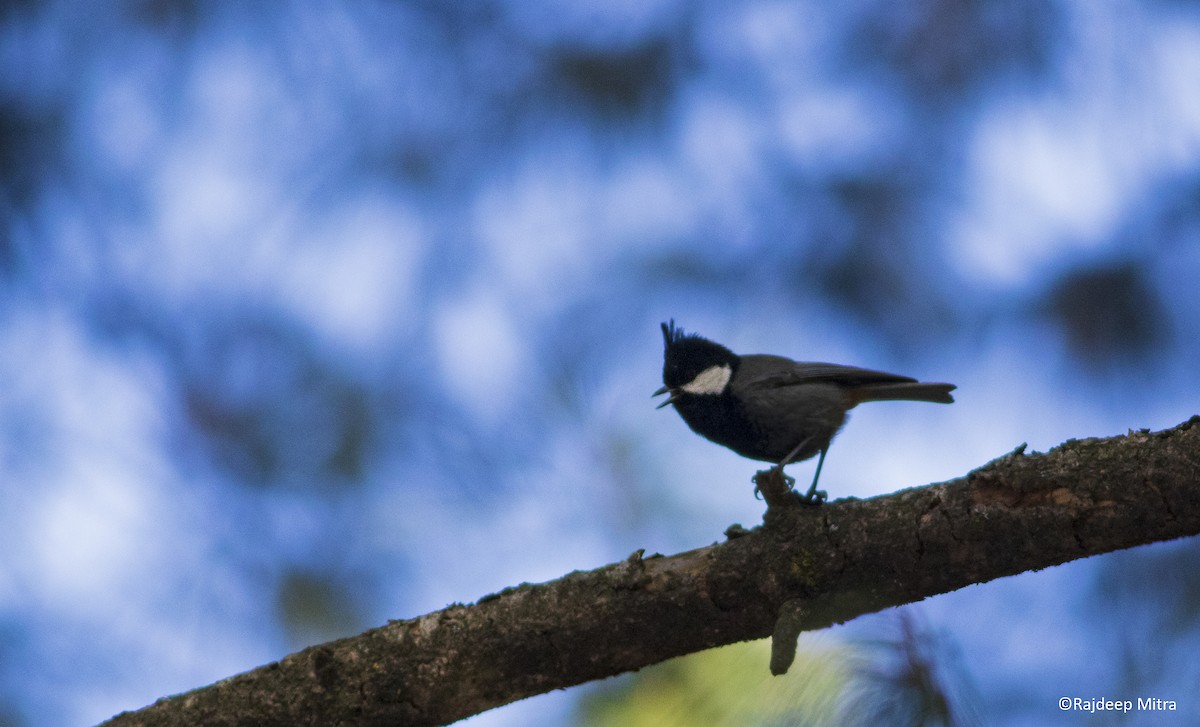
[103,416,1200,727]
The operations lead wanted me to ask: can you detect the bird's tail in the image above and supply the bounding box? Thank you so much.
[853,382,956,405]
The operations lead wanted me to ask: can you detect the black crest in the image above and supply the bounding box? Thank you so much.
[661,319,710,354]
[660,319,737,388]
[661,319,688,350]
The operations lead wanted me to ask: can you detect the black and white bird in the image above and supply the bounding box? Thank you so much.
[653,320,955,504]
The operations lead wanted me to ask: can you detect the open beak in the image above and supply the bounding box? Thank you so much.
[653,385,677,409]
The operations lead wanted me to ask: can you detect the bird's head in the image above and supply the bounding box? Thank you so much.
[654,320,737,408]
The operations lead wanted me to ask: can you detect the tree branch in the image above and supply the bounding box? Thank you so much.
[103,416,1200,727]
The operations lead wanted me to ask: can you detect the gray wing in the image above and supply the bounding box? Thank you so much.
[739,355,918,390]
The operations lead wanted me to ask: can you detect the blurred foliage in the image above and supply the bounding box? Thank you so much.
[178,317,375,488]
[843,611,980,727]
[1094,540,1200,680]
[579,610,978,727]
[577,638,852,727]
[847,0,1063,99]
[0,102,63,208]
[547,36,681,123]
[125,0,201,34]
[1037,260,1168,371]
[276,569,367,649]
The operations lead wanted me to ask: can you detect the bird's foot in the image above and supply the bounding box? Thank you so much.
[754,467,813,509]
[753,467,793,499]
[796,488,827,507]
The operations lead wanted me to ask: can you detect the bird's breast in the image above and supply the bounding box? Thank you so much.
[671,393,760,454]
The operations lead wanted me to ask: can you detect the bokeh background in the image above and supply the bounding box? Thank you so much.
[3,1,1200,725]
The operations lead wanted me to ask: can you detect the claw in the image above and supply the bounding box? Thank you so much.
[798,489,826,507]
[768,463,795,490]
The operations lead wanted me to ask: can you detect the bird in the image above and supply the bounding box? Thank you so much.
[653,320,955,505]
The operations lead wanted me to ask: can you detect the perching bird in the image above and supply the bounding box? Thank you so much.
[654,320,955,504]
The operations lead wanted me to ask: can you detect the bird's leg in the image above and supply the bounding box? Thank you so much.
[767,438,823,505]
[798,448,828,505]
[774,438,810,481]
[756,438,828,507]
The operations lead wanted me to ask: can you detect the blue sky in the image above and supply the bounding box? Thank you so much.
[3,1,1200,725]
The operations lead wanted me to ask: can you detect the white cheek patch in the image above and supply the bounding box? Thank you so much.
[681,364,732,395]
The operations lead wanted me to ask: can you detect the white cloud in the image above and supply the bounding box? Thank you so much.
[952,101,1125,286]
[472,151,591,307]
[282,191,426,353]
[0,307,172,609]
[951,13,1200,287]
[434,286,526,424]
